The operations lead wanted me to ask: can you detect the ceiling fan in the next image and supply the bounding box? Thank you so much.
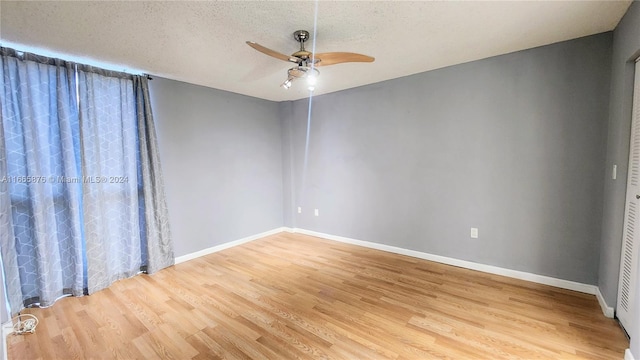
[246,30,375,91]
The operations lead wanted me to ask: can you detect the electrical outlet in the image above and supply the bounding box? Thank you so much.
[297,206,302,214]
[314,209,319,216]
[470,228,478,239]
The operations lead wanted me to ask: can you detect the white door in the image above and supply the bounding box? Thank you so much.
[617,59,640,335]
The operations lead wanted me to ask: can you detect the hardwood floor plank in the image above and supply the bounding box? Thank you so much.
[7,232,628,359]
[184,330,232,360]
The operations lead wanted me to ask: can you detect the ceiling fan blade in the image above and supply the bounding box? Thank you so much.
[313,52,375,66]
[246,41,300,63]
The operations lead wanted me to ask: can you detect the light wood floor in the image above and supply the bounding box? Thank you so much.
[8,232,628,359]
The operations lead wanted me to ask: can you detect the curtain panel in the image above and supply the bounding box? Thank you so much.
[78,67,143,294]
[0,47,174,315]
[0,48,84,311]
[134,77,174,274]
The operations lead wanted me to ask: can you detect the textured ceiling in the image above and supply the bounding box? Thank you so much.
[0,1,632,102]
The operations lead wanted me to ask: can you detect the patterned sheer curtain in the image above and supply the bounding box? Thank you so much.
[78,66,144,294]
[0,48,84,312]
[0,47,174,315]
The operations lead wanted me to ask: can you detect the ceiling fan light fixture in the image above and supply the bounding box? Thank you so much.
[307,74,317,86]
[287,66,319,79]
[281,78,293,89]
[283,66,320,90]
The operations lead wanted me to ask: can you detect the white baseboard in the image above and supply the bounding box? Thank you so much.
[595,287,615,318]
[290,228,599,296]
[174,227,287,264]
[2,320,13,360]
[626,349,635,360]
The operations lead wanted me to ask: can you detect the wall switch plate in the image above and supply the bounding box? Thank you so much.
[613,164,617,180]
[314,209,319,216]
[297,207,302,214]
[470,228,478,239]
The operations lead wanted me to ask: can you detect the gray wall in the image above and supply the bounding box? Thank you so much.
[280,104,296,228]
[283,33,612,285]
[599,0,640,307]
[149,78,283,257]
[597,1,640,354]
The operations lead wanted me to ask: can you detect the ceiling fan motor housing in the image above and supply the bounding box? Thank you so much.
[292,30,312,60]
[293,30,310,43]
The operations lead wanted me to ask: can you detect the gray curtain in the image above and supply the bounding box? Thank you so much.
[134,77,174,274]
[0,48,85,312]
[77,67,143,293]
[0,76,22,314]
[0,48,174,314]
